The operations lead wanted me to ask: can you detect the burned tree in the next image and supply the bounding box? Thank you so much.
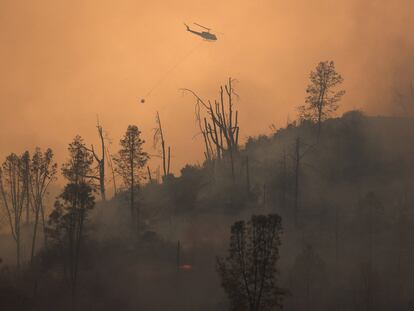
[105,142,118,196]
[85,121,107,201]
[29,148,57,264]
[217,214,286,311]
[182,78,240,166]
[292,138,304,226]
[114,125,149,234]
[298,61,345,136]
[0,152,30,268]
[153,112,171,180]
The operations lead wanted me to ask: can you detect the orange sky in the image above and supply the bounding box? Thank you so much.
[1,0,414,176]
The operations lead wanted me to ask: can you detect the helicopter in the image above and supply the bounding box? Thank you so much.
[184,23,217,41]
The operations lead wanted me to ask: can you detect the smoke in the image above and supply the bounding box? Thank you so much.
[1,0,414,172]
[343,0,414,114]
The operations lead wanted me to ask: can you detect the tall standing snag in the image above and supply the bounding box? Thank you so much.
[182,78,240,164]
[154,112,171,180]
[85,121,107,201]
[298,61,345,137]
[217,214,286,311]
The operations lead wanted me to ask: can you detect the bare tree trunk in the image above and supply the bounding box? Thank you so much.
[246,156,250,193]
[317,110,322,139]
[105,146,117,196]
[335,204,339,270]
[177,240,180,272]
[89,123,106,201]
[30,198,40,265]
[147,166,153,183]
[167,146,171,176]
[40,204,47,248]
[281,150,287,209]
[26,199,30,224]
[334,203,340,308]
[229,147,235,184]
[155,112,172,181]
[130,163,135,229]
[0,153,28,270]
[16,227,21,269]
[294,138,301,226]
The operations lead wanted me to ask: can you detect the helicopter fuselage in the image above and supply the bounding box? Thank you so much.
[201,31,217,41]
[187,28,217,41]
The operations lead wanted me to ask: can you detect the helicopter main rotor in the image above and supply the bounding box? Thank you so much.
[193,22,211,32]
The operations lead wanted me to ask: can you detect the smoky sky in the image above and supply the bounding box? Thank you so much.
[1,0,413,173]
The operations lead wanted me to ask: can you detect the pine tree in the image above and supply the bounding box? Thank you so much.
[113,125,149,234]
[298,61,345,137]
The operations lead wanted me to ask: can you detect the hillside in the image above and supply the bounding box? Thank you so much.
[2,111,414,311]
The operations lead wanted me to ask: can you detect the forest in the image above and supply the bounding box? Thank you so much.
[1,61,414,311]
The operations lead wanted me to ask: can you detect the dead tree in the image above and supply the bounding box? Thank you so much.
[182,78,239,181]
[291,138,314,227]
[154,112,171,180]
[245,156,250,193]
[105,146,117,196]
[147,166,153,183]
[280,149,288,210]
[85,121,106,201]
[293,138,301,226]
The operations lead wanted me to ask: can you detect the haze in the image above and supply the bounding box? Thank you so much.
[1,0,414,172]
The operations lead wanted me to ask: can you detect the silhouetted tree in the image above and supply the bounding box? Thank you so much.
[298,61,345,136]
[62,136,95,185]
[182,78,240,179]
[293,138,301,225]
[0,152,30,268]
[114,125,149,234]
[85,121,107,201]
[105,140,118,196]
[29,147,57,264]
[217,214,286,311]
[291,137,313,227]
[47,183,95,309]
[47,136,96,309]
[153,112,171,180]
